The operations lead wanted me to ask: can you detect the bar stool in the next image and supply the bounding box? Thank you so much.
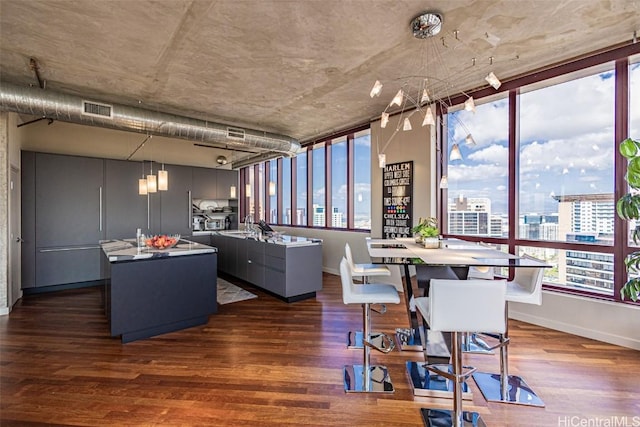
[344,242,391,349]
[340,257,400,393]
[473,254,546,407]
[416,279,506,427]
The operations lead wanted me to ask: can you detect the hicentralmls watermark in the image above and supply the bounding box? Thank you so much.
[558,416,640,427]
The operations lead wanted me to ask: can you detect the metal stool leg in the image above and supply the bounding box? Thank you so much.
[472,302,545,407]
[343,303,394,393]
[421,332,486,427]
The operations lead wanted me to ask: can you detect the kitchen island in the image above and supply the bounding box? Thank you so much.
[101,238,218,343]
[209,231,322,302]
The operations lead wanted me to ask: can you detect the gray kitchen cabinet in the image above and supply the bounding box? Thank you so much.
[216,169,238,200]
[159,164,193,236]
[35,247,103,287]
[213,234,322,301]
[233,238,247,281]
[192,167,218,199]
[35,152,104,247]
[209,234,225,270]
[246,239,264,287]
[21,151,36,289]
[24,152,106,288]
[105,159,159,239]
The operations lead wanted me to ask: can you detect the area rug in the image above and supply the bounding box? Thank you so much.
[217,278,258,305]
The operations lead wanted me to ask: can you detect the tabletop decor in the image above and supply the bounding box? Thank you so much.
[616,137,640,301]
[411,217,440,248]
[145,234,180,250]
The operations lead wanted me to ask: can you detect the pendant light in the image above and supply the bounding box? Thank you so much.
[147,162,157,193]
[158,164,168,191]
[450,143,463,161]
[138,161,148,195]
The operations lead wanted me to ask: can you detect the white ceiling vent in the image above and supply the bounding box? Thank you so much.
[82,100,113,118]
[227,127,245,140]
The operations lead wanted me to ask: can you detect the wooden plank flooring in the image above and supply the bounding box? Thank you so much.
[1,273,639,426]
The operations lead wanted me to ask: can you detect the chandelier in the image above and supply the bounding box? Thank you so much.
[371,12,502,168]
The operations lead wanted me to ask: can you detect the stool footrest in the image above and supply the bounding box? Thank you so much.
[427,363,477,383]
[364,332,395,354]
[370,303,387,314]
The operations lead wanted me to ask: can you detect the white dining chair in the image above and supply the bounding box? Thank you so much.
[344,242,391,349]
[416,279,506,427]
[340,257,400,393]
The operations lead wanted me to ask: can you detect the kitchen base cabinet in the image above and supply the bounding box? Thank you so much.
[35,247,103,288]
[214,235,322,302]
[105,252,217,343]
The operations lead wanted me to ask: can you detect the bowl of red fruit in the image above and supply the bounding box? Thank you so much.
[145,234,180,250]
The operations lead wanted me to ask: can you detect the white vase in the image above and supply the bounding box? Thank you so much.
[423,237,439,249]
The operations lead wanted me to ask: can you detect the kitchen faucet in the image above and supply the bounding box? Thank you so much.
[244,215,254,233]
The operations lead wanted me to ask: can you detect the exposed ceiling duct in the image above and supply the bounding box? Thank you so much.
[0,82,300,167]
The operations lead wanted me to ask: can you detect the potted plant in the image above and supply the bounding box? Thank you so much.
[616,137,640,301]
[411,217,440,248]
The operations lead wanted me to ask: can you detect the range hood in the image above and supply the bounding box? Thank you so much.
[0,82,300,167]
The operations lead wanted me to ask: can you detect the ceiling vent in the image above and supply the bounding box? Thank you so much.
[0,82,300,165]
[227,127,245,140]
[82,100,113,119]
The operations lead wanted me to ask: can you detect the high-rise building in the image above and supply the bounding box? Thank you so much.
[448,195,502,237]
[554,194,615,294]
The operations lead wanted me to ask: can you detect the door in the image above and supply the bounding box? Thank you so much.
[9,166,22,309]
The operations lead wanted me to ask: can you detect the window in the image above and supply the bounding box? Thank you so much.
[296,150,308,226]
[312,144,326,226]
[239,127,372,231]
[353,130,372,229]
[446,97,509,237]
[442,46,637,303]
[269,160,277,223]
[282,157,291,225]
[331,137,347,228]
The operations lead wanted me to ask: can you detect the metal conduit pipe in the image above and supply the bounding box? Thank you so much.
[0,82,300,162]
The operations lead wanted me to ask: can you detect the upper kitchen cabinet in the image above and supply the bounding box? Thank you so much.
[192,167,218,199]
[34,152,105,247]
[105,159,160,238]
[217,169,238,200]
[159,164,193,236]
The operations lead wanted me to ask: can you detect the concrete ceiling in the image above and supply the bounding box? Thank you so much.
[1,0,639,165]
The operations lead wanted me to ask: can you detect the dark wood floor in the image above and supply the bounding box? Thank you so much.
[1,272,638,426]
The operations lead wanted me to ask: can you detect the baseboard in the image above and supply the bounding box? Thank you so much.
[323,267,339,276]
[510,310,640,351]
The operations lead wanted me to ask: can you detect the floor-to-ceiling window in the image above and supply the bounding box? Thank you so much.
[441,46,639,303]
[353,129,372,230]
[331,136,347,228]
[239,127,372,231]
[446,96,509,238]
[282,157,292,225]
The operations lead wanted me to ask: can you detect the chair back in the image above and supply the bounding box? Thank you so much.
[428,279,506,334]
[512,254,544,305]
[344,242,357,271]
[340,257,357,304]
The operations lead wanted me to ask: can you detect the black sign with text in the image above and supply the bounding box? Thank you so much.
[382,161,413,239]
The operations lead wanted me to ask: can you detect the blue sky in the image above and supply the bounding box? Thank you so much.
[446,64,640,215]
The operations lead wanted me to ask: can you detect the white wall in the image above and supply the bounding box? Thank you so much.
[510,291,640,350]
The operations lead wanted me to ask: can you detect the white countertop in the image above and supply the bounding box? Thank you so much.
[100,238,216,262]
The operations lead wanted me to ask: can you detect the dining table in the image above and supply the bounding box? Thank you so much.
[366,236,550,398]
